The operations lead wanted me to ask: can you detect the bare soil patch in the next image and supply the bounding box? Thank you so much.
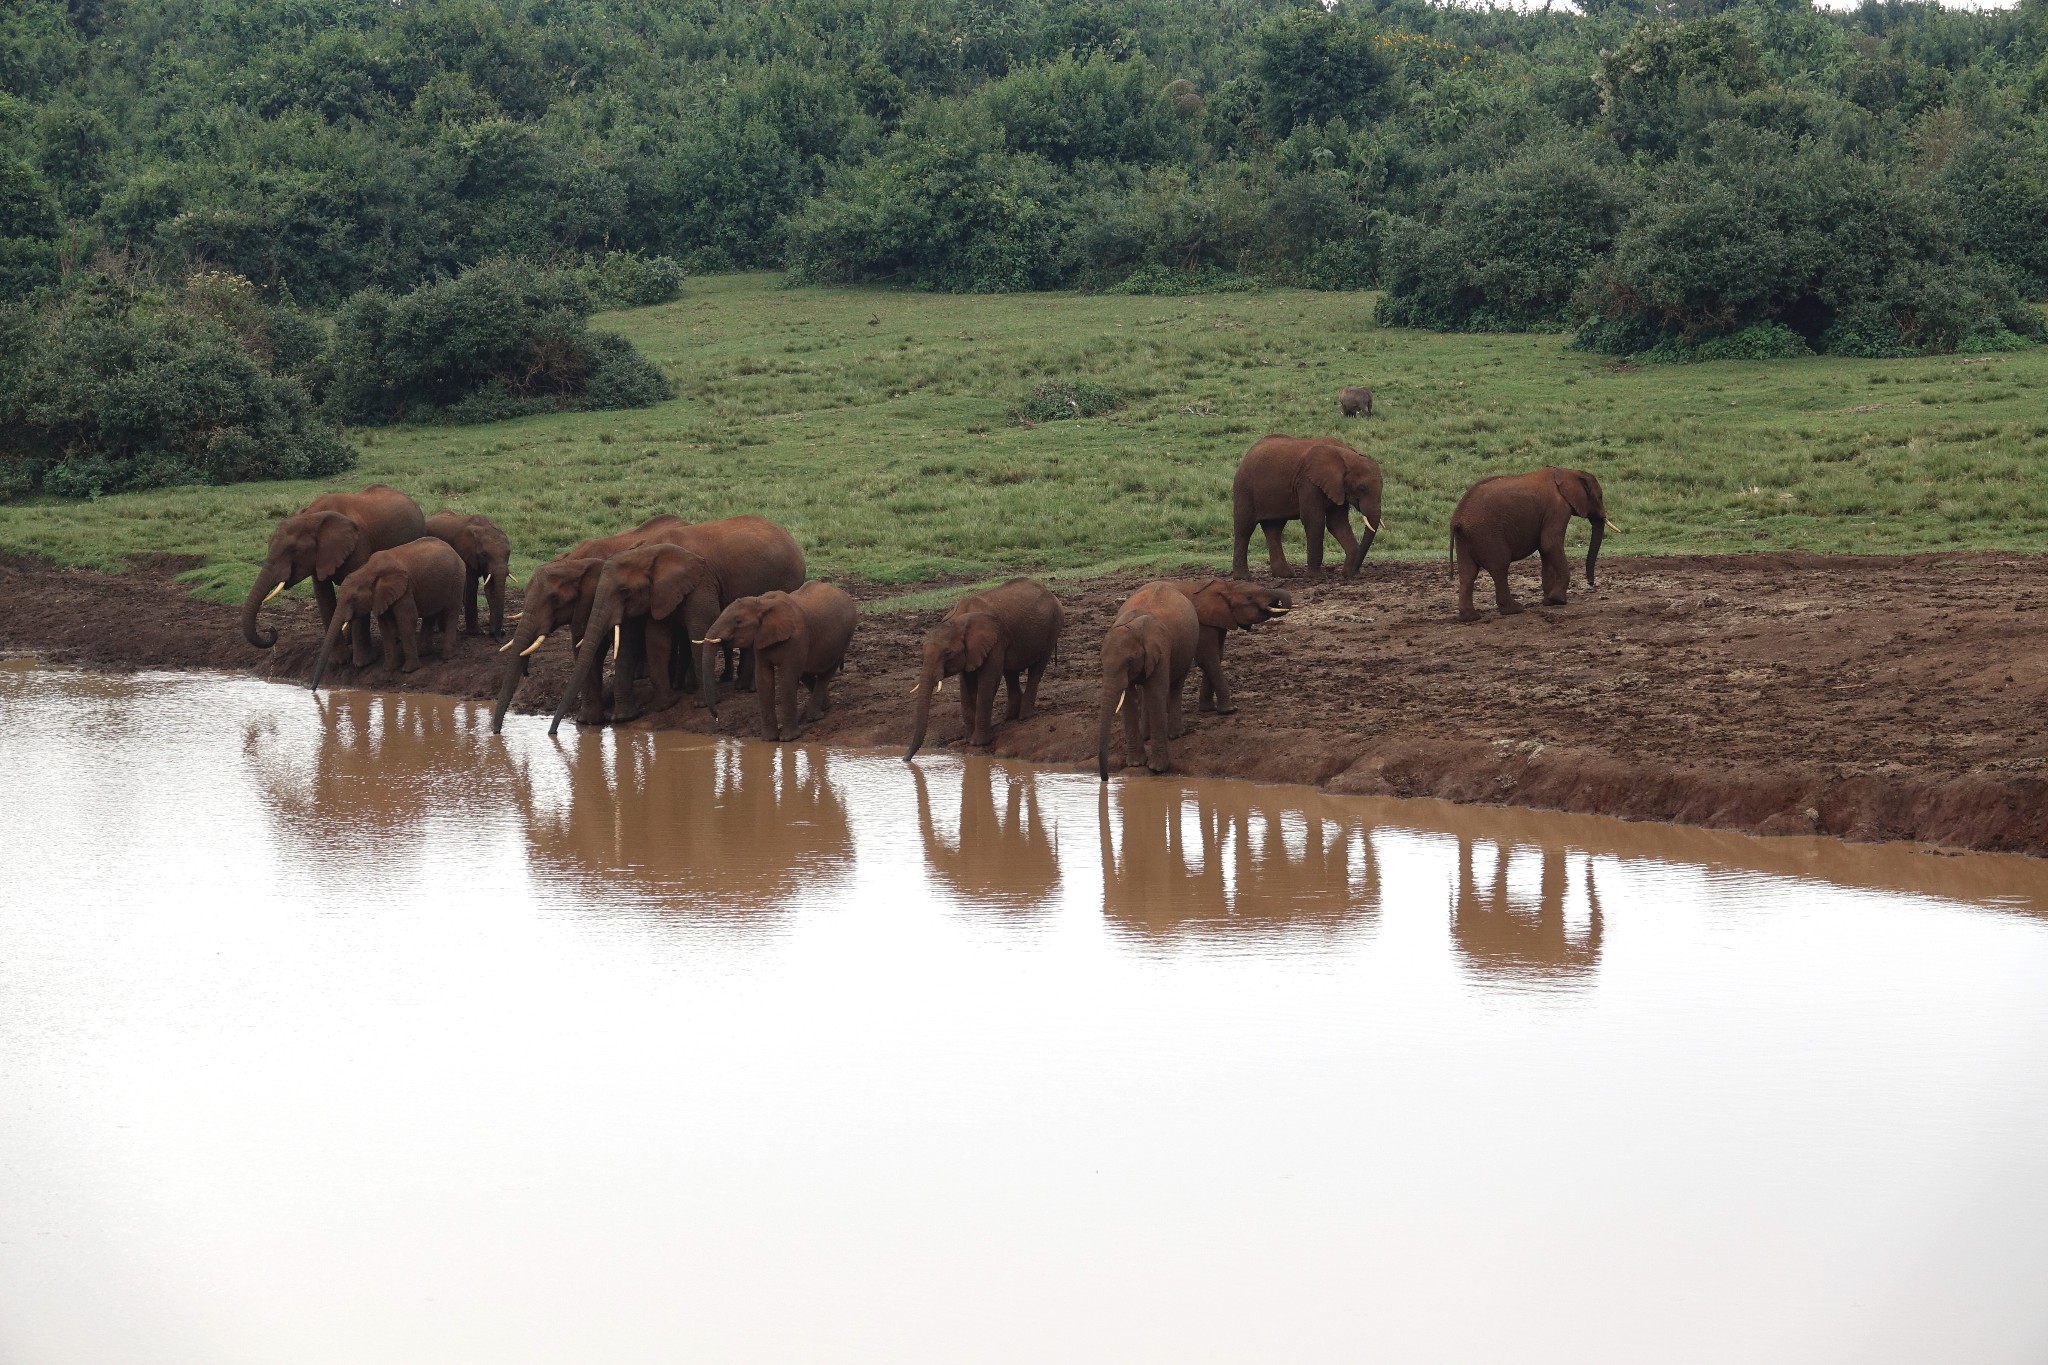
[4,550,2044,855]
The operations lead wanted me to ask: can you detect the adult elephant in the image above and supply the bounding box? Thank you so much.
[242,484,425,658]
[550,516,805,733]
[1168,578,1291,715]
[1231,435,1384,581]
[424,511,512,639]
[1449,466,1617,622]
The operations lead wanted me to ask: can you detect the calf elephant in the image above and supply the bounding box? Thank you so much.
[700,581,858,741]
[905,578,1065,760]
[550,516,805,733]
[243,484,425,662]
[1231,435,1384,581]
[1168,578,1292,714]
[1450,466,1618,622]
[310,537,465,690]
[425,511,513,639]
[1339,385,1373,418]
[1097,581,1200,779]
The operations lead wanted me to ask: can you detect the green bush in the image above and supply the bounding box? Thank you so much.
[1011,379,1124,423]
[326,260,670,425]
[579,251,686,310]
[0,275,355,500]
[1103,263,1261,295]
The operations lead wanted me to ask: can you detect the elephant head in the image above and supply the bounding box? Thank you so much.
[698,592,801,718]
[491,557,603,732]
[1097,618,1169,780]
[310,557,414,690]
[242,511,362,647]
[550,543,714,734]
[1189,579,1292,632]
[905,612,1002,760]
[1304,443,1384,579]
[1551,468,1616,587]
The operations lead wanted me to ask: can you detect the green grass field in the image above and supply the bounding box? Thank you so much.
[5,272,2047,607]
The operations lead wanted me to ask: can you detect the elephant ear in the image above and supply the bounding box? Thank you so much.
[370,569,408,617]
[570,561,605,639]
[648,550,703,620]
[1143,632,1169,678]
[1553,471,1596,520]
[962,615,1001,672]
[1303,446,1348,507]
[312,514,361,582]
[755,596,798,650]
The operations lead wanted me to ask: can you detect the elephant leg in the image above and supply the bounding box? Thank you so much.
[1456,544,1483,623]
[737,646,757,692]
[463,570,480,635]
[1301,503,1328,575]
[391,599,422,672]
[487,574,506,641]
[719,644,736,684]
[1021,657,1047,719]
[1120,685,1145,768]
[1492,561,1523,616]
[776,659,803,741]
[804,668,835,721]
[1328,511,1360,579]
[969,666,1000,745]
[1146,676,1173,773]
[314,577,338,629]
[613,623,644,723]
[1002,669,1024,722]
[579,634,609,726]
[1539,542,1570,606]
[755,659,781,738]
[1197,631,1232,714]
[1232,505,1255,580]
[1260,521,1292,578]
[643,618,678,710]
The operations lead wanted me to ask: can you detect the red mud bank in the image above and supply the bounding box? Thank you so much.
[5,549,2047,856]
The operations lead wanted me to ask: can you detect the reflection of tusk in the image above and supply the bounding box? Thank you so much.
[520,635,546,657]
[1605,519,1622,532]
[498,638,518,652]
[263,583,284,603]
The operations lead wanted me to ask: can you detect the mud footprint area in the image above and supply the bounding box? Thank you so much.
[5,550,2045,855]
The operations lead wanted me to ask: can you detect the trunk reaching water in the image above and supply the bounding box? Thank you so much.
[551,602,617,735]
[1097,680,1121,781]
[903,660,944,759]
[309,608,350,691]
[242,565,286,648]
[1586,518,1605,588]
[698,636,721,716]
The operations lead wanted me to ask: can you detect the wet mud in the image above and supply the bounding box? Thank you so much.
[4,549,2046,855]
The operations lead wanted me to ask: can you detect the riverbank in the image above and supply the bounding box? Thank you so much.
[5,549,2045,856]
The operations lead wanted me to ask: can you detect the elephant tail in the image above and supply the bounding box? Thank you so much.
[1448,527,1458,581]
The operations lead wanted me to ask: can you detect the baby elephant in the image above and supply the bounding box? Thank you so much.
[1098,582,1201,780]
[700,582,857,741]
[311,537,466,690]
[1339,385,1373,418]
[1169,578,1292,714]
[425,511,513,639]
[1450,466,1619,622]
[905,578,1065,760]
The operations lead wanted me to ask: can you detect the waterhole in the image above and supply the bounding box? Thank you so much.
[2,666,2045,1364]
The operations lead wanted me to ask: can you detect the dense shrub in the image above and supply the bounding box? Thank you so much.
[1376,143,1635,331]
[1012,379,1124,423]
[326,260,671,425]
[1103,263,1262,295]
[576,252,686,310]
[0,275,355,500]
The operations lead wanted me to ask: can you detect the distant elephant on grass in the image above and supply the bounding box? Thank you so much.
[425,511,512,639]
[700,582,857,740]
[243,484,425,663]
[905,578,1065,759]
[1339,385,1373,418]
[311,537,465,689]
[1231,435,1384,581]
[1449,466,1618,622]
[1097,581,1200,779]
[1168,578,1291,714]
[550,516,805,733]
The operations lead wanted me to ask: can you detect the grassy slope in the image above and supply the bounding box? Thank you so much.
[4,273,2047,607]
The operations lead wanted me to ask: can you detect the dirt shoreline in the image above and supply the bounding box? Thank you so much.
[4,550,2045,856]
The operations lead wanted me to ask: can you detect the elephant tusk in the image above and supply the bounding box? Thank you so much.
[1269,605,1291,614]
[520,635,547,657]
[481,574,491,586]
[1115,693,1125,714]
[613,624,621,654]
[498,638,517,652]
[507,612,522,621]
[263,583,285,603]
[1605,518,1622,533]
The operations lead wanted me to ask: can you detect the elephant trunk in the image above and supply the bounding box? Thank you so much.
[1097,678,1121,781]
[1586,516,1605,588]
[698,632,721,717]
[552,600,617,735]
[490,655,527,733]
[486,563,508,638]
[242,561,286,648]
[1344,520,1377,580]
[310,605,349,691]
[903,657,944,760]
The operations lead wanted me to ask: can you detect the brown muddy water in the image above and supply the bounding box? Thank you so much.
[3,663,2047,1365]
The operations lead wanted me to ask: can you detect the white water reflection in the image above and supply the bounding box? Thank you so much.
[3,668,2048,1365]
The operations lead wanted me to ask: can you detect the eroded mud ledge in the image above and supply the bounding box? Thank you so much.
[5,550,2045,856]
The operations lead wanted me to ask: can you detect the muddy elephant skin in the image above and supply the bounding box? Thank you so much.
[1168,578,1292,714]
[1230,435,1384,581]
[242,484,425,659]
[311,537,465,689]
[905,578,1065,760]
[425,511,513,639]
[1449,466,1617,622]
[1097,581,1201,779]
[1339,385,1373,418]
[701,581,858,741]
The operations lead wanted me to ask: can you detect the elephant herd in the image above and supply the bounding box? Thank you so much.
[240,432,1617,779]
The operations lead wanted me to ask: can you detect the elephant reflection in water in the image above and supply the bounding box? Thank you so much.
[1097,780,1378,943]
[516,733,853,917]
[910,761,1061,913]
[248,690,522,848]
[1450,838,1605,988]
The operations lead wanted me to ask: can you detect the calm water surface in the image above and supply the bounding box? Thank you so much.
[3,664,2047,1365]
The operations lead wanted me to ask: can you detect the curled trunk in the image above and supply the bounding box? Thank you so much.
[242,563,286,648]
[310,607,350,691]
[551,601,617,735]
[903,660,944,760]
[1586,519,1605,588]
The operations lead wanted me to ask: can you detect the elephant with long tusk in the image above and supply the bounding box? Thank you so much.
[242,484,425,659]
[1448,465,1617,622]
[1229,435,1385,582]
